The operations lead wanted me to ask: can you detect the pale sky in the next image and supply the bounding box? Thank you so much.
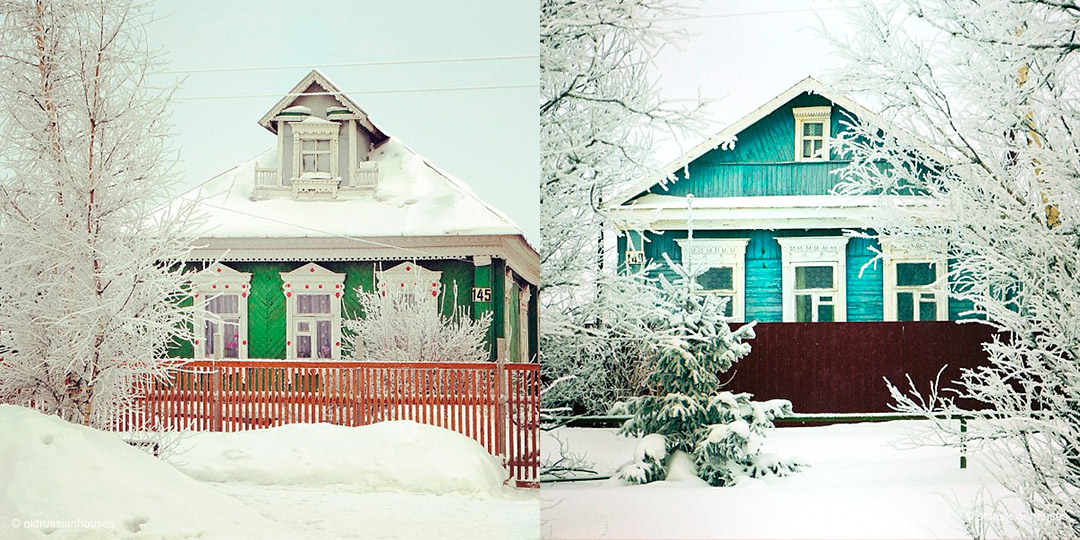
[145,0,538,243]
[651,0,851,165]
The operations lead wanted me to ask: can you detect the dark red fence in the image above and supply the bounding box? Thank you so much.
[723,321,997,413]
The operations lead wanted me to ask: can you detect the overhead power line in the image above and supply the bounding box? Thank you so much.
[173,84,538,102]
[655,6,842,22]
[157,54,539,75]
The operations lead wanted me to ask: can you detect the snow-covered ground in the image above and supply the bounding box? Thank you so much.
[0,405,537,540]
[541,421,1013,539]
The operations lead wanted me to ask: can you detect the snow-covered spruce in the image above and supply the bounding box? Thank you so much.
[345,281,491,363]
[0,0,201,427]
[614,256,799,486]
[832,1,1080,536]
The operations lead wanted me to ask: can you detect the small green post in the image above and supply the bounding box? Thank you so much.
[960,416,968,469]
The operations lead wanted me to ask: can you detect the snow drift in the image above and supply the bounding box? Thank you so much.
[0,405,294,539]
[172,420,508,497]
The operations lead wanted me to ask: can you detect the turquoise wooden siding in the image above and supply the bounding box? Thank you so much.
[644,93,860,200]
[625,229,886,322]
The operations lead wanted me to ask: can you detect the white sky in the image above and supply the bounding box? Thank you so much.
[145,0,538,243]
[651,0,851,166]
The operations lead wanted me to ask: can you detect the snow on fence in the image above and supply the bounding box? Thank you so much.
[110,360,539,488]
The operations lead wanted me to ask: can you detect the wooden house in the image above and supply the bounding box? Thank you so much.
[172,70,538,364]
[606,77,990,412]
[608,76,970,324]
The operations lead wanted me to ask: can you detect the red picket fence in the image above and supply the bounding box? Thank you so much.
[112,360,540,488]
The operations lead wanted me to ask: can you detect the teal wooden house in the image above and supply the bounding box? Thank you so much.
[609,77,964,324]
[174,70,538,363]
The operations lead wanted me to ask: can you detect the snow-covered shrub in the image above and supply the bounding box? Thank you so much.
[345,282,492,363]
[616,255,800,486]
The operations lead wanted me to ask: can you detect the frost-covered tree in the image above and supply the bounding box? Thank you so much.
[615,256,798,486]
[832,1,1080,535]
[0,0,200,427]
[540,0,705,414]
[346,285,492,363]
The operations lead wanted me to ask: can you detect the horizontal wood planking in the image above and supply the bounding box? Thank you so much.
[725,321,995,413]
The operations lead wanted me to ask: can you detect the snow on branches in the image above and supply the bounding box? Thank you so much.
[832,0,1080,535]
[614,256,800,487]
[0,0,201,427]
[539,0,706,415]
[345,283,492,363]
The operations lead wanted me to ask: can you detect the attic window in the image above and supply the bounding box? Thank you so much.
[793,106,831,161]
[302,139,331,174]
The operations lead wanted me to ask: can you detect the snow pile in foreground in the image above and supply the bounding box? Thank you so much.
[0,405,294,540]
[173,420,507,497]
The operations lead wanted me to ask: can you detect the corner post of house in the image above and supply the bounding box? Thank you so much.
[495,337,508,463]
[212,360,223,432]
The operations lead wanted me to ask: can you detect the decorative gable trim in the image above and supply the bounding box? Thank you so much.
[257,69,386,142]
[609,76,950,207]
[375,262,442,301]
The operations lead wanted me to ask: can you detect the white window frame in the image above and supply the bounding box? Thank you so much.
[778,237,849,322]
[375,262,443,309]
[793,106,831,162]
[290,118,340,180]
[882,240,948,322]
[676,238,749,321]
[191,263,252,359]
[281,263,346,360]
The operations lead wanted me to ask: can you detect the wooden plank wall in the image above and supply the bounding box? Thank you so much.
[724,321,996,413]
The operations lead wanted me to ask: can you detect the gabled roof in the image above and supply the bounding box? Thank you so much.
[610,76,949,207]
[256,69,387,142]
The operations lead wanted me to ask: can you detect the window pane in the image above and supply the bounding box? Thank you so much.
[204,320,217,357]
[297,335,312,359]
[697,266,733,291]
[897,262,936,287]
[317,140,330,151]
[919,298,938,321]
[796,294,812,322]
[802,139,814,158]
[813,140,823,156]
[804,122,823,137]
[206,294,238,315]
[818,304,835,322]
[223,322,239,358]
[302,154,317,172]
[298,294,332,314]
[719,294,733,318]
[303,140,315,151]
[897,292,915,321]
[317,153,330,172]
[796,266,833,290]
[298,321,310,333]
[316,320,332,359]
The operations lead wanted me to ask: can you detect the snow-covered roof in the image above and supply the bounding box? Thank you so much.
[610,76,950,207]
[180,138,525,239]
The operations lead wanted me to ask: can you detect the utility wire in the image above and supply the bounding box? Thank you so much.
[654,6,842,22]
[173,84,537,102]
[157,54,539,75]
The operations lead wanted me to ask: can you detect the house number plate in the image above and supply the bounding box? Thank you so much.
[472,287,492,302]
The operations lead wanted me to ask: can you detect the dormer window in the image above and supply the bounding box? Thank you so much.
[793,106,831,161]
[301,139,332,175]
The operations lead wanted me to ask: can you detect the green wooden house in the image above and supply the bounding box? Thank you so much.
[608,77,968,324]
[174,70,538,363]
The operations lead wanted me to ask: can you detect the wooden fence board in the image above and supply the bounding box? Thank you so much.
[725,321,996,413]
